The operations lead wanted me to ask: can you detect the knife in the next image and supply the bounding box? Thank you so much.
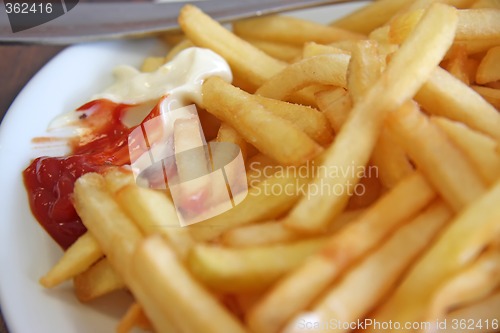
[0,0,360,44]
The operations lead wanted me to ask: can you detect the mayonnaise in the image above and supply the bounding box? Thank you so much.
[93,47,233,106]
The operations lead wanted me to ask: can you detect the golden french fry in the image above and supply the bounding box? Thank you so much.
[287,201,451,333]
[471,0,500,9]
[252,95,334,146]
[73,173,143,274]
[202,77,322,166]
[179,5,286,90]
[425,245,500,322]
[188,168,311,242]
[216,123,248,161]
[416,67,500,140]
[189,238,327,293]
[73,258,125,302]
[443,45,471,84]
[330,0,415,35]
[476,45,500,84]
[472,84,500,109]
[233,15,363,46]
[302,42,351,58]
[117,303,153,333]
[131,236,247,333]
[247,172,437,333]
[40,232,102,288]
[284,4,458,233]
[431,116,500,184]
[387,102,487,211]
[140,57,165,73]
[368,178,500,330]
[438,291,500,333]
[315,88,352,133]
[456,8,500,40]
[103,167,135,194]
[115,185,194,260]
[388,8,425,44]
[245,38,302,62]
[221,209,364,248]
[164,39,194,62]
[256,54,351,101]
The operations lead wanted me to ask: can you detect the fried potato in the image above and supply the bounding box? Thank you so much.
[244,39,302,62]
[368,178,500,330]
[73,258,125,302]
[431,116,500,184]
[476,45,500,84]
[188,169,311,242]
[426,244,500,322]
[179,5,286,90]
[131,236,247,333]
[234,15,363,46]
[330,0,415,35]
[256,54,350,101]
[284,4,458,233]
[472,84,500,109]
[247,172,436,333]
[40,232,102,288]
[456,8,500,40]
[387,102,487,211]
[189,238,327,293]
[287,201,451,333]
[202,76,322,166]
[117,303,153,333]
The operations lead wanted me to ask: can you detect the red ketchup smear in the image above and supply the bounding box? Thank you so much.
[23,99,162,249]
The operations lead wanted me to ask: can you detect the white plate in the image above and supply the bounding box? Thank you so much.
[0,3,366,333]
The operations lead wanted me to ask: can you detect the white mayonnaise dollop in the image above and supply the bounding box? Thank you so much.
[94,47,232,106]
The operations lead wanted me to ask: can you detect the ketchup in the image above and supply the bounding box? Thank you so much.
[23,99,161,249]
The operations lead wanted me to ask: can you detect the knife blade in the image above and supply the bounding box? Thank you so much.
[0,0,359,44]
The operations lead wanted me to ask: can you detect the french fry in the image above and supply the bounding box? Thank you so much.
[188,169,311,242]
[431,116,500,184]
[456,8,500,40]
[221,209,364,248]
[388,8,425,44]
[256,54,351,100]
[329,0,415,35]
[387,102,487,211]
[246,153,279,186]
[286,201,451,333]
[247,172,437,333]
[233,15,363,46]
[117,302,153,333]
[140,57,165,73]
[476,45,500,84]
[40,232,102,288]
[471,0,500,9]
[443,45,471,84]
[245,39,302,62]
[438,291,500,333]
[131,235,247,333]
[188,238,327,293]
[416,67,500,140]
[115,185,194,260]
[302,42,351,58]
[252,95,334,146]
[216,123,248,161]
[472,84,500,108]
[425,244,500,322]
[368,178,500,330]
[202,77,322,166]
[284,4,458,233]
[73,258,125,302]
[179,5,286,90]
[73,173,144,273]
[315,88,352,133]
[164,39,194,62]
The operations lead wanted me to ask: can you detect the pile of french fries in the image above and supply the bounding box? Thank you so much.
[39,1,500,332]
